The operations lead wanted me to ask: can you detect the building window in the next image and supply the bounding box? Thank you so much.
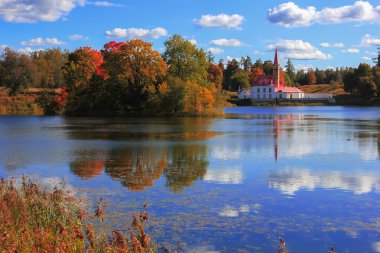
[269,88,272,92]
[279,94,282,99]
[263,94,266,99]
[257,88,260,93]
[269,94,272,99]
[263,88,266,92]
[257,94,260,99]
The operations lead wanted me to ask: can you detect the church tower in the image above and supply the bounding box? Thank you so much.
[273,47,281,88]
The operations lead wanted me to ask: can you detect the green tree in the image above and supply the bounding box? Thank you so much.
[162,34,208,85]
[222,59,240,90]
[262,60,273,75]
[285,59,296,86]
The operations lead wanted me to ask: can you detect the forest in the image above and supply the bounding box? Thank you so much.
[0,36,379,115]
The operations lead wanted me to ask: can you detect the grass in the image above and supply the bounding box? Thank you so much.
[300,84,347,95]
[0,176,156,253]
[0,88,44,115]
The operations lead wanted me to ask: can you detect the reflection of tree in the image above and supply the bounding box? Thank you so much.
[164,145,208,193]
[70,159,104,179]
[104,147,167,191]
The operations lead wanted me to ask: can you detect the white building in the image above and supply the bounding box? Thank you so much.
[250,48,304,101]
[236,48,335,102]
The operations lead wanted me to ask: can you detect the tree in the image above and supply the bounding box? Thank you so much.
[315,68,327,84]
[262,60,273,75]
[218,59,225,71]
[242,56,252,72]
[162,34,208,85]
[373,47,380,67]
[223,59,240,90]
[358,76,377,98]
[343,68,356,95]
[306,69,317,85]
[285,59,296,86]
[249,66,264,84]
[207,64,223,89]
[63,46,103,90]
[102,39,168,112]
[230,71,250,90]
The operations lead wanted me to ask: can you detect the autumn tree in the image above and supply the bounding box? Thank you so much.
[63,46,103,90]
[306,69,317,85]
[249,66,264,84]
[162,34,208,85]
[207,64,223,89]
[102,39,167,113]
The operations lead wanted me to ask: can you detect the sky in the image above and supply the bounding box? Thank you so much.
[0,0,380,70]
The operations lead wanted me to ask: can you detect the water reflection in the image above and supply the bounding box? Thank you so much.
[269,168,380,195]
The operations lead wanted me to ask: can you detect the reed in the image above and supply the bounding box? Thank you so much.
[0,176,156,253]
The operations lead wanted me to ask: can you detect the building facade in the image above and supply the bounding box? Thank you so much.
[250,48,304,101]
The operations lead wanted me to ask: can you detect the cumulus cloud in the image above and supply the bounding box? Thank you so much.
[361,56,372,61]
[105,27,168,39]
[0,0,123,23]
[0,0,86,23]
[194,13,244,29]
[207,47,224,54]
[269,168,380,195]
[68,34,89,40]
[21,37,65,46]
[210,39,242,47]
[361,34,380,47]
[320,42,344,48]
[267,39,332,60]
[189,39,197,45]
[268,1,380,27]
[86,1,121,7]
[342,48,360,53]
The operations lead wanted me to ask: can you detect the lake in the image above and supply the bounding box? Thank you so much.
[0,106,379,252]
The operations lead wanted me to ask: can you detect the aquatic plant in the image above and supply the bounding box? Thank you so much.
[0,176,156,253]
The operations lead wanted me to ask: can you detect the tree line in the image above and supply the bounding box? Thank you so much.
[0,39,379,114]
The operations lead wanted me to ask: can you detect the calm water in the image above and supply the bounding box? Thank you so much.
[0,106,379,252]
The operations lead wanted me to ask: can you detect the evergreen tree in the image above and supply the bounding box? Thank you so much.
[285,59,296,86]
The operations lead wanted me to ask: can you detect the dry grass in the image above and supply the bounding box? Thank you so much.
[300,84,347,95]
[0,88,44,115]
[0,176,156,253]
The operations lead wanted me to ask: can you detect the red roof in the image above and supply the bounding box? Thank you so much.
[275,87,303,93]
[252,75,273,86]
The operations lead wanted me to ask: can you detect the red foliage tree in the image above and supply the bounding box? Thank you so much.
[207,64,223,89]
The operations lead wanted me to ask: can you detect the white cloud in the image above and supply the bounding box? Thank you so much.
[86,1,121,7]
[361,34,380,47]
[204,167,243,184]
[21,37,65,46]
[207,47,224,54]
[210,39,242,47]
[320,42,344,48]
[253,50,264,55]
[267,39,332,60]
[0,44,9,50]
[105,27,168,39]
[342,48,360,53]
[18,47,44,54]
[361,56,372,61]
[295,64,314,71]
[194,13,244,29]
[0,0,86,23]
[68,34,89,40]
[268,1,380,27]
[269,168,380,195]
[189,39,197,45]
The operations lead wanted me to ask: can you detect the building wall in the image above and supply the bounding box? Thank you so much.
[251,86,276,100]
[238,91,251,99]
[304,93,333,99]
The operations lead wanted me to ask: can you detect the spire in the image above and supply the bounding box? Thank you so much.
[274,46,279,65]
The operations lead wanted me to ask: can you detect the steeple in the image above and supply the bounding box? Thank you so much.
[274,46,279,66]
[273,47,281,87]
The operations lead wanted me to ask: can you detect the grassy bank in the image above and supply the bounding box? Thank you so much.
[0,88,43,115]
[0,177,156,252]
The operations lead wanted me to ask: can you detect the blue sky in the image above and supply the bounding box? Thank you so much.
[0,0,380,70]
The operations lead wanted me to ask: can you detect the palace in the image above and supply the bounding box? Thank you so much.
[237,49,334,102]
